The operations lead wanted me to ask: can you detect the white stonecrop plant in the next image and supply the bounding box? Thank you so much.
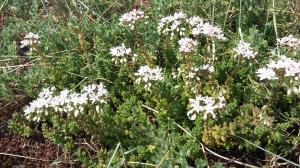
[187,94,226,120]
[20,32,40,51]
[119,9,148,30]
[233,41,257,59]
[110,43,133,64]
[277,35,300,49]
[135,65,163,91]
[24,83,108,121]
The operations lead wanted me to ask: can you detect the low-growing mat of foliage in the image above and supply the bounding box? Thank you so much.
[1,0,300,167]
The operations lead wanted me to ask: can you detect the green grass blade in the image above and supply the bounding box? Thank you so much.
[107,142,121,168]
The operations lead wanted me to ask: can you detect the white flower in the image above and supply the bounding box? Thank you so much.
[187,17,226,40]
[188,71,196,79]
[82,83,108,103]
[178,37,198,53]
[20,32,40,50]
[200,23,226,40]
[135,65,163,91]
[110,43,132,64]
[233,41,257,59]
[277,35,300,49]
[256,67,278,80]
[119,9,147,30]
[38,87,55,100]
[187,94,225,120]
[157,12,187,38]
[272,56,300,77]
[187,16,204,27]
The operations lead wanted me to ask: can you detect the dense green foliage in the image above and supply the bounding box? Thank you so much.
[1,0,300,167]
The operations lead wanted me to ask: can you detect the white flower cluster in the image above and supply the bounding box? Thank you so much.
[135,65,163,91]
[157,12,187,38]
[119,9,148,30]
[233,41,257,59]
[256,68,277,80]
[188,16,226,40]
[157,12,226,40]
[178,37,198,53]
[110,43,132,64]
[24,84,108,121]
[256,55,300,81]
[277,35,300,49]
[20,32,40,50]
[187,94,225,120]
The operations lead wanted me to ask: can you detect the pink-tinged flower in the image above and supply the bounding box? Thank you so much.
[178,37,198,53]
[277,35,300,49]
[119,9,148,30]
[233,41,257,59]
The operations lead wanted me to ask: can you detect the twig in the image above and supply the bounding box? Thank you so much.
[83,138,97,152]
[0,63,42,69]
[0,152,76,165]
[200,143,210,168]
[155,150,170,168]
[0,152,53,162]
[0,59,38,77]
[127,161,156,167]
[0,59,13,62]
[173,121,192,136]
[142,104,159,114]
[0,0,8,12]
